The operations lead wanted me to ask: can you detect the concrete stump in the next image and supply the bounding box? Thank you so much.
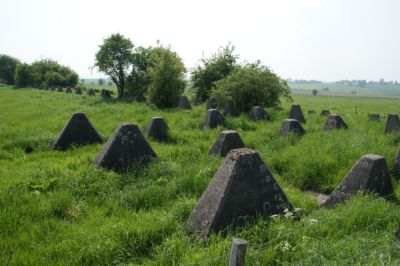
[204,109,226,128]
[209,130,245,156]
[384,114,400,133]
[320,109,330,116]
[248,106,268,121]
[178,95,192,109]
[288,104,306,123]
[223,100,239,117]
[75,88,82,95]
[280,119,305,137]
[66,87,72,93]
[206,97,218,110]
[57,87,63,92]
[51,112,103,150]
[323,114,348,131]
[187,148,293,238]
[94,123,157,172]
[322,154,393,208]
[144,117,169,142]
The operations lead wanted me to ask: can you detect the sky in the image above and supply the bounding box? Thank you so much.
[1,0,399,82]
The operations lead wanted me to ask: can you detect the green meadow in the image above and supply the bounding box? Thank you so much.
[2,86,400,265]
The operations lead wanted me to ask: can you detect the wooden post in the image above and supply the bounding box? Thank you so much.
[229,237,247,266]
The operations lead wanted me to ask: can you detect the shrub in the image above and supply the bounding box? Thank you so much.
[14,63,32,87]
[0,54,20,85]
[146,46,186,108]
[212,61,292,112]
[191,44,237,102]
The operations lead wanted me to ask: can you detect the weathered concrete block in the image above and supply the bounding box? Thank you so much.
[206,97,218,110]
[57,87,63,92]
[187,148,293,238]
[322,154,393,208]
[144,117,169,142]
[75,87,82,95]
[101,89,111,99]
[51,112,103,150]
[320,109,330,116]
[308,110,316,114]
[66,87,72,93]
[289,104,306,123]
[248,106,268,121]
[87,89,95,96]
[94,123,157,172]
[323,114,348,131]
[384,114,400,133]
[280,119,305,137]
[209,130,245,156]
[204,109,226,128]
[368,113,380,121]
[177,95,192,109]
[223,100,239,117]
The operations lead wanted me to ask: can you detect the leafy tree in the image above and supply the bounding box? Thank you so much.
[0,54,20,84]
[14,63,32,87]
[126,46,152,101]
[30,59,78,87]
[212,61,292,112]
[312,89,318,95]
[98,78,105,85]
[146,46,186,108]
[191,44,237,102]
[94,33,133,98]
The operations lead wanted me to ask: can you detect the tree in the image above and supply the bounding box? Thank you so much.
[125,46,152,100]
[312,89,318,95]
[98,78,105,85]
[94,33,133,98]
[212,61,292,112]
[146,46,186,108]
[0,54,20,84]
[14,63,32,87]
[191,44,237,102]
[29,59,78,87]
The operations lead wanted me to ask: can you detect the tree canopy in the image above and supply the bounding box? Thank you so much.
[0,54,21,85]
[94,33,134,98]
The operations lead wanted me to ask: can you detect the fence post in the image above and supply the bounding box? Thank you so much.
[229,237,247,266]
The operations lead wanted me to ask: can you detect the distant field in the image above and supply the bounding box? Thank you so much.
[290,82,400,98]
[1,86,400,265]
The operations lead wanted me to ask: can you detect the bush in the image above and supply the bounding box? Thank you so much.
[191,44,237,102]
[14,63,32,87]
[146,47,186,108]
[0,54,20,85]
[211,61,292,112]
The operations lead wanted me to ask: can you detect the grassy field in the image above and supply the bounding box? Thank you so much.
[1,86,400,265]
[290,82,400,98]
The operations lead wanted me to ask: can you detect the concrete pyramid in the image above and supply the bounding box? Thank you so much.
[323,114,348,131]
[394,147,400,178]
[51,112,103,150]
[94,123,157,172]
[223,100,239,117]
[288,104,306,123]
[320,109,330,116]
[101,89,111,99]
[322,154,393,208]
[75,87,82,95]
[209,130,245,156]
[368,113,380,121]
[203,109,226,128]
[66,87,72,93]
[384,114,400,133]
[248,106,268,121]
[178,95,192,109]
[280,119,305,137]
[206,97,218,110]
[57,87,63,92]
[87,89,95,96]
[144,117,169,142]
[308,110,316,114]
[187,148,293,237]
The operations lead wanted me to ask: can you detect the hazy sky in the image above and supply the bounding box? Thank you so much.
[1,0,399,81]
